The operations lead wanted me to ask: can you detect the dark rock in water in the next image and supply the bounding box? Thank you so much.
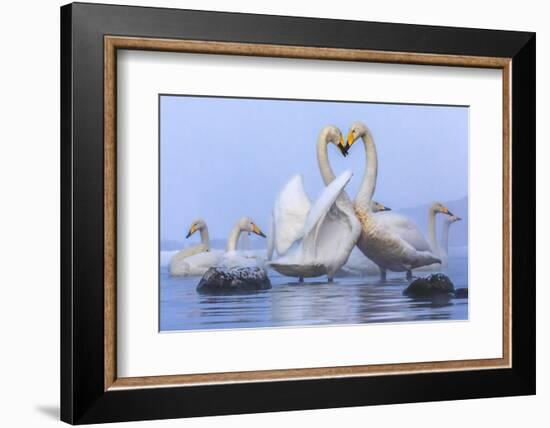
[403,273,455,298]
[197,267,271,294]
[454,287,468,299]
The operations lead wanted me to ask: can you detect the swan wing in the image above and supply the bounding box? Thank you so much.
[272,174,311,255]
[375,211,432,252]
[302,171,358,259]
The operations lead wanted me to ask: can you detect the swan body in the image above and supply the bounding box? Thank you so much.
[269,170,361,280]
[374,211,432,253]
[354,208,440,273]
[374,201,454,255]
[171,250,223,276]
[218,217,267,268]
[170,219,222,276]
[346,122,441,279]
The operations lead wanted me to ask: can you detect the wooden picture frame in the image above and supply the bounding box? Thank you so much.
[61,2,535,424]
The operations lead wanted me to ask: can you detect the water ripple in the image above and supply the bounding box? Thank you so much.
[160,256,468,331]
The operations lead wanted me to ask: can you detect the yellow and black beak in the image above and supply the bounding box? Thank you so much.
[345,131,358,154]
[185,224,197,239]
[251,223,266,238]
[380,204,392,212]
[337,134,349,157]
[442,207,454,216]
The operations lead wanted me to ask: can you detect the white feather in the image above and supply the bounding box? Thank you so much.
[374,211,432,253]
[272,175,311,255]
[269,170,361,278]
[170,249,223,276]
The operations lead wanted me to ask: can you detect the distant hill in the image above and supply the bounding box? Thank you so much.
[396,196,468,247]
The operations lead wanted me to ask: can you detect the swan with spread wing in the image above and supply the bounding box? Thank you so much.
[267,126,361,282]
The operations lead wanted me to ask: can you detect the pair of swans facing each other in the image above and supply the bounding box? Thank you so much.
[172,123,463,284]
[169,217,267,276]
[268,123,458,282]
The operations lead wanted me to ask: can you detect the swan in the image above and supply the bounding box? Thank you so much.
[267,125,361,282]
[372,201,391,213]
[374,201,455,272]
[170,218,223,276]
[439,215,462,266]
[346,121,441,280]
[267,125,354,260]
[269,169,361,282]
[218,216,267,268]
[197,217,270,293]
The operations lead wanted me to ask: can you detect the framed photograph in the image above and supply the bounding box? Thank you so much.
[61,2,535,424]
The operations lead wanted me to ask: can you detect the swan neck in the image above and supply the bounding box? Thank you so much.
[226,224,242,252]
[355,131,378,210]
[440,221,450,258]
[428,208,438,253]
[199,226,210,249]
[317,130,336,185]
[239,232,250,250]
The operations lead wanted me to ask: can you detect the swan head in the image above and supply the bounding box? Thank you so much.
[186,218,206,238]
[346,122,369,150]
[371,201,391,212]
[431,202,454,217]
[322,125,348,157]
[238,217,266,238]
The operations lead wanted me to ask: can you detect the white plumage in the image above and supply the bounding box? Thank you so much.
[170,218,221,276]
[170,250,223,276]
[346,122,442,279]
[374,211,432,253]
[269,170,361,280]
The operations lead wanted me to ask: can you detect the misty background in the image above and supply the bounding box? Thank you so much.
[160,95,468,251]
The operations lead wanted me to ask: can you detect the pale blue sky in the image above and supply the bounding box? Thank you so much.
[160,95,468,243]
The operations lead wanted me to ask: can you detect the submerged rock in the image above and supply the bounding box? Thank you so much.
[197,267,272,294]
[403,273,455,298]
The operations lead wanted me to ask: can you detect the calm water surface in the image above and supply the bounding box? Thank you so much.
[160,255,468,332]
